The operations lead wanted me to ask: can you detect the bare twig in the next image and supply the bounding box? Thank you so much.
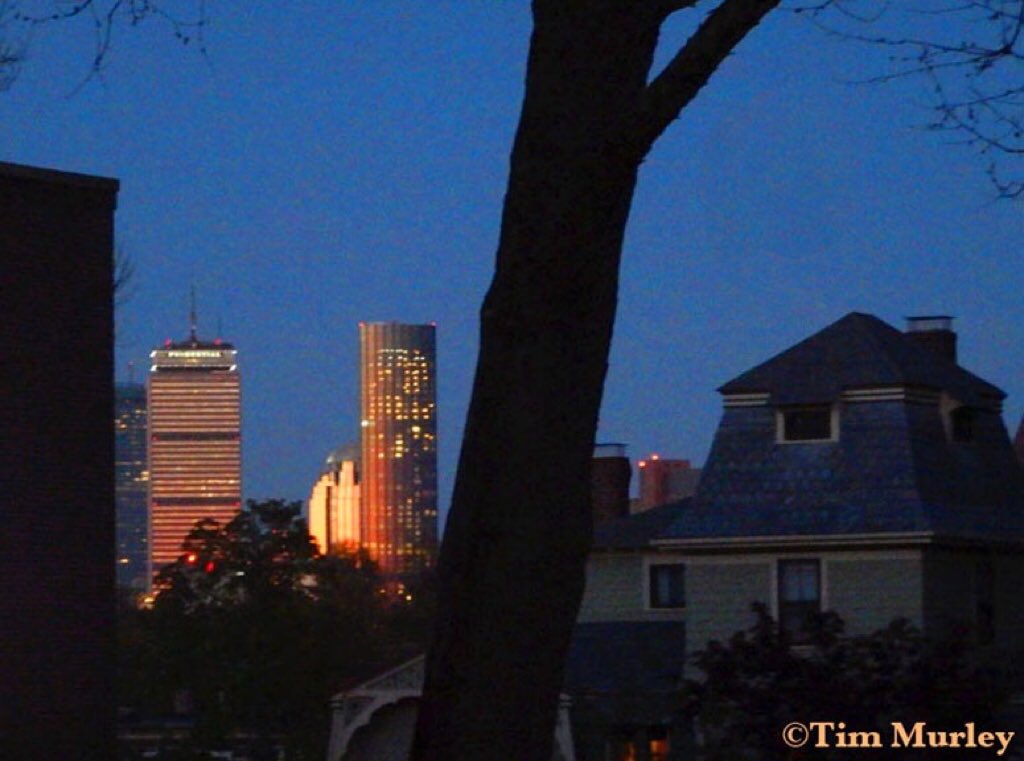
[798,0,1024,198]
[0,0,208,92]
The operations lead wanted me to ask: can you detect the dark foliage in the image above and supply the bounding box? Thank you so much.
[119,499,433,761]
[686,604,1009,761]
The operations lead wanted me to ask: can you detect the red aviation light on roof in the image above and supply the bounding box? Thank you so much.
[164,339,172,347]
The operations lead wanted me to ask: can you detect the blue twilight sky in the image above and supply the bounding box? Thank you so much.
[4,2,1022,521]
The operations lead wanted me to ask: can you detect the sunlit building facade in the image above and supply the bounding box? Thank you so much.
[359,322,438,579]
[148,331,241,579]
[307,443,361,555]
[115,382,149,591]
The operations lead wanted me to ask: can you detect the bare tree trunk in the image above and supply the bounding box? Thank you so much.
[411,1,779,758]
[411,5,659,759]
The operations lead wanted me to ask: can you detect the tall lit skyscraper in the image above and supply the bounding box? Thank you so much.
[359,322,438,580]
[115,381,149,591]
[148,315,241,579]
[307,443,361,555]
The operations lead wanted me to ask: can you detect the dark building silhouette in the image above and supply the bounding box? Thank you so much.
[0,161,119,759]
[359,322,438,581]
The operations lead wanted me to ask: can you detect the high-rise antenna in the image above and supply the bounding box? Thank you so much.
[127,360,136,384]
[189,284,198,342]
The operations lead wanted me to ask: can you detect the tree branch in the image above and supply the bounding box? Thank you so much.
[655,0,701,21]
[633,0,782,153]
[1,0,208,92]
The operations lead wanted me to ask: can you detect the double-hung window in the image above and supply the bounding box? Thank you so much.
[648,563,685,609]
[778,559,820,644]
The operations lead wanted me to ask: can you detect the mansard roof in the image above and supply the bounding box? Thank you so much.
[719,312,1004,407]
[657,312,1024,545]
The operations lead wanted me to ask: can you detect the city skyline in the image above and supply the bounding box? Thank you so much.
[6,4,1022,520]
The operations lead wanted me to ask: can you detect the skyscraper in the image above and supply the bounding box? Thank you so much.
[307,443,361,555]
[359,322,438,580]
[115,381,149,591]
[148,316,241,579]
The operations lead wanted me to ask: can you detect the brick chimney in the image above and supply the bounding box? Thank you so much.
[905,315,957,363]
[591,443,631,523]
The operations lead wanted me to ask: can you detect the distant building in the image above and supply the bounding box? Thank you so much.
[308,444,361,554]
[359,322,438,580]
[115,382,149,591]
[1,161,119,759]
[635,455,699,511]
[148,315,241,579]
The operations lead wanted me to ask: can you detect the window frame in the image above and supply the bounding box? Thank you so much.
[647,562,686,610]
[975,559,995,645]
[777,405,838,443]
[951,406,976,443]
[776,559,822,644]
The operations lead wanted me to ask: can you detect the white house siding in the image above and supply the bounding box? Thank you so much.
[685,558,772,656]
[577,553,688,623]
[826,552,924,634]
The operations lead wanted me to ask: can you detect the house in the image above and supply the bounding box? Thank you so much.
[576,312,1024,758]
[659,312,1024,650]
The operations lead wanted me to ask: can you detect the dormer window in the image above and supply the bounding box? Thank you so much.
[779,406,836,443]
[951,406,975,443]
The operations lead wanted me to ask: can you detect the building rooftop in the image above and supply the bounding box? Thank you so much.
[0,160,119,191]
[159,337,236,351]
[719,312,1004,408]
[592,499,691,550]
[656,312,1024,545]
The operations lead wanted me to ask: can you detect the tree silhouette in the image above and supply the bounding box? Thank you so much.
[413,3,783,760]
[121,500,405,760]
[686,604,1008,760]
